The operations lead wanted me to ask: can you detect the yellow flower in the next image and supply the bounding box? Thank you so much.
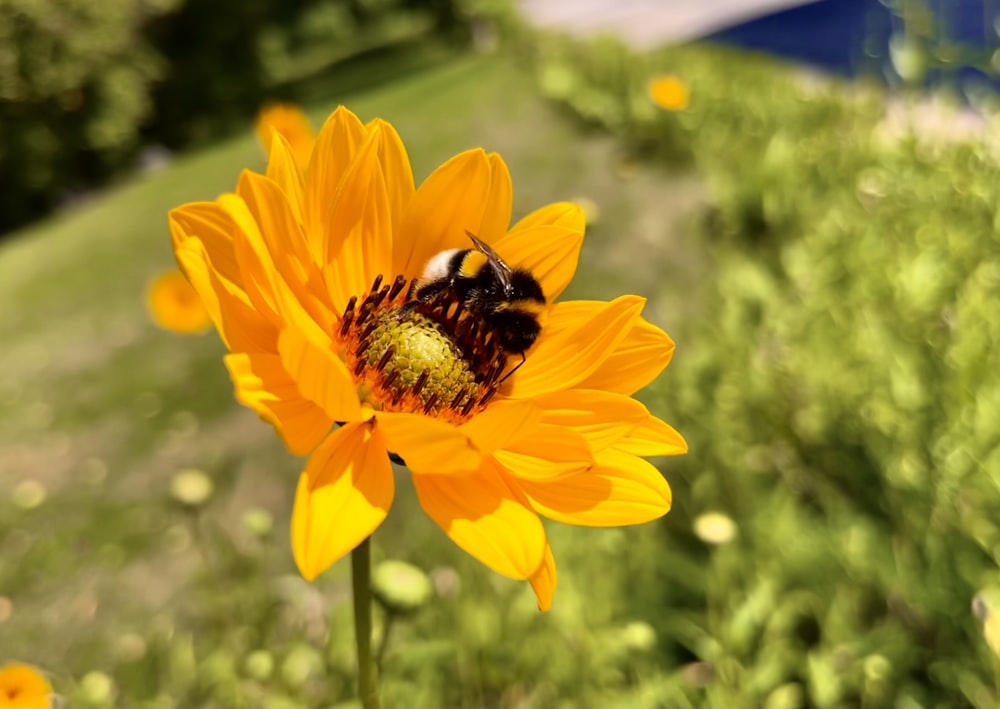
[169,106,685,610]
[255,103,316,171]
[0,663,52,709]
[648,74,690,112]
[146,269,211,334]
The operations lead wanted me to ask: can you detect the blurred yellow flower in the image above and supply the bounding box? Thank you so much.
[0,663,51,709]
[146,269,211,334]
[255,103,316,171]
[648,74,690,112]
[170,106,685,610]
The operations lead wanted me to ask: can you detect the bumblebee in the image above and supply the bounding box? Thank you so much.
[415,231,546,357]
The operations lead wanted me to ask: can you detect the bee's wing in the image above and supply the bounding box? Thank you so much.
[465,231,513,294]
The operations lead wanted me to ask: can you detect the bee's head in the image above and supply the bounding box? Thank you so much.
[508,271,545,304]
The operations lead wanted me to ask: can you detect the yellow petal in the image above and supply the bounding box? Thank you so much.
[510,201,585,233]
[169,202,241,286]
[225,353,334,455]
[508,295,646,398]
[219,192,281,324]
[478,152,513,246]
[236,170,313,294]
[220,193,336,344]
[494,424,593,481]
[291,423,394,580]
[395,148,495,278]
[535,389,649,451]
[175,238,276,353]
[521,448,672,527]
[534,299,604,338]
[147,269,212,334]
[377,412,481,475]
[613,415,687,457]
[265,132,306,225]
[529,543,557,612]
[235,170,338,334]
[493,225,583,302]
[367,117,414,233]
[460,399,541,455]
[277,325,362,423]
[325,131,392,314]
[575,316,676,395]
[256,102,316,170]
[412,458,546,579]
[304,106,367,261]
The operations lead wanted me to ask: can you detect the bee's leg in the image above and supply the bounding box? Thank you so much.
[414,278,450,301]
[395,299,418,318]
[495,353,526,388]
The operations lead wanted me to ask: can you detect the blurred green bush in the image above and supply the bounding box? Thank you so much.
[524,29,1000,708]
[0,0,479,234]
[0,0,178,231]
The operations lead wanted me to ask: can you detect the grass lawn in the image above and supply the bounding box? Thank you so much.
[0,46,704,706]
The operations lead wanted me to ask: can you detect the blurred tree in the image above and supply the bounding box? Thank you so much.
[144,0,273,148]
[0,0,475,235]
[0,0,179,231]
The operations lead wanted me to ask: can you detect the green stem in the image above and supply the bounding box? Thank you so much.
[352,537,380,709]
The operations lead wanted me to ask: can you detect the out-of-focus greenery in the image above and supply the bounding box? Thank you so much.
[0,0,485,234]
[0,0,179,231]
[524,24,1000,709]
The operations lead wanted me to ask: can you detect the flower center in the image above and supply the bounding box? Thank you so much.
[339,275,509,424]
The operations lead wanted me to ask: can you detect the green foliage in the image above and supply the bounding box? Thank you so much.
[667,137,1000,706]
[0,0,480,234]
[0,0,177,229]
[146,0,441,149]
[523,24,1000,707]
[530,35,695,165]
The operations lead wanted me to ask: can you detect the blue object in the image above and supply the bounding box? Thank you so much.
[707,0,998,91]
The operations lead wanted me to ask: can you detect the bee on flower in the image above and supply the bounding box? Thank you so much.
[169,106,685,609]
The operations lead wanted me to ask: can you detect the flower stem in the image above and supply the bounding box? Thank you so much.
[352,537,380,709]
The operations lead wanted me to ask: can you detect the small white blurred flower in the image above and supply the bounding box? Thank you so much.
[693,511,737,545]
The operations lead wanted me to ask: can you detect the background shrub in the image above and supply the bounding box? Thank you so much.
[0,0,479,235]
[526,30,1000,706]
[0,0,178,231]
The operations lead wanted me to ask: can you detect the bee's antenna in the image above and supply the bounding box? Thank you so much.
[465,230,513,295]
